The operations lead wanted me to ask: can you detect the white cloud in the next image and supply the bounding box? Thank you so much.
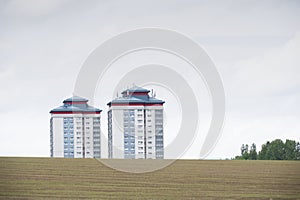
[232,32,300,96]
[3,0,70,17]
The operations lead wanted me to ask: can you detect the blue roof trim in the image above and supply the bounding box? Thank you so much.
[50,105,102,113]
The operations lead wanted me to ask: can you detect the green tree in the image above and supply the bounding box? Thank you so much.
[249,143,257,160]
[258,139,300,160]
[284,139,297,160]
[296,142,300,160]
[268,139,285,160]
[237,139,300,160]
[237,144,249,160]
[258,141,270,160]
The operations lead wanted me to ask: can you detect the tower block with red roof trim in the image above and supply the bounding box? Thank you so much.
[107,86,165,159]
[50,96,102,158]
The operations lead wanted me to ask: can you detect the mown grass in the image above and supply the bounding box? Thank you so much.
[0,157,299,199]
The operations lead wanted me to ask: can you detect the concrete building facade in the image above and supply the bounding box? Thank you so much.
[107,86,165,159]
[50,96,102,158]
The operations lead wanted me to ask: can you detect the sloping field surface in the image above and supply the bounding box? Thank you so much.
[0,157,299,199]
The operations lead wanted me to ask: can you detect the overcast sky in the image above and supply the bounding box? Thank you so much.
[0,0,299,159]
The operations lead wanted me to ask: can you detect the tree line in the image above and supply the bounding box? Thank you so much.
[235,139,300,160]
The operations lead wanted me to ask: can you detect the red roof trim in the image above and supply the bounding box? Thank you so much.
[130,92,149,95]
[64,102,87,105]
[122,92,149,97]
[110,103,163,107]
[144,104,164,106]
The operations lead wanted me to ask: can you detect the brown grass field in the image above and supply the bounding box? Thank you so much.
[0,157,299,199]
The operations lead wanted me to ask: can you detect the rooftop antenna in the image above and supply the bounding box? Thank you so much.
[153,91,156,98]
[151,89,154,97]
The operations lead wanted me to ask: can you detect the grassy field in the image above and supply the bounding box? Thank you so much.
[0,157,299,199]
